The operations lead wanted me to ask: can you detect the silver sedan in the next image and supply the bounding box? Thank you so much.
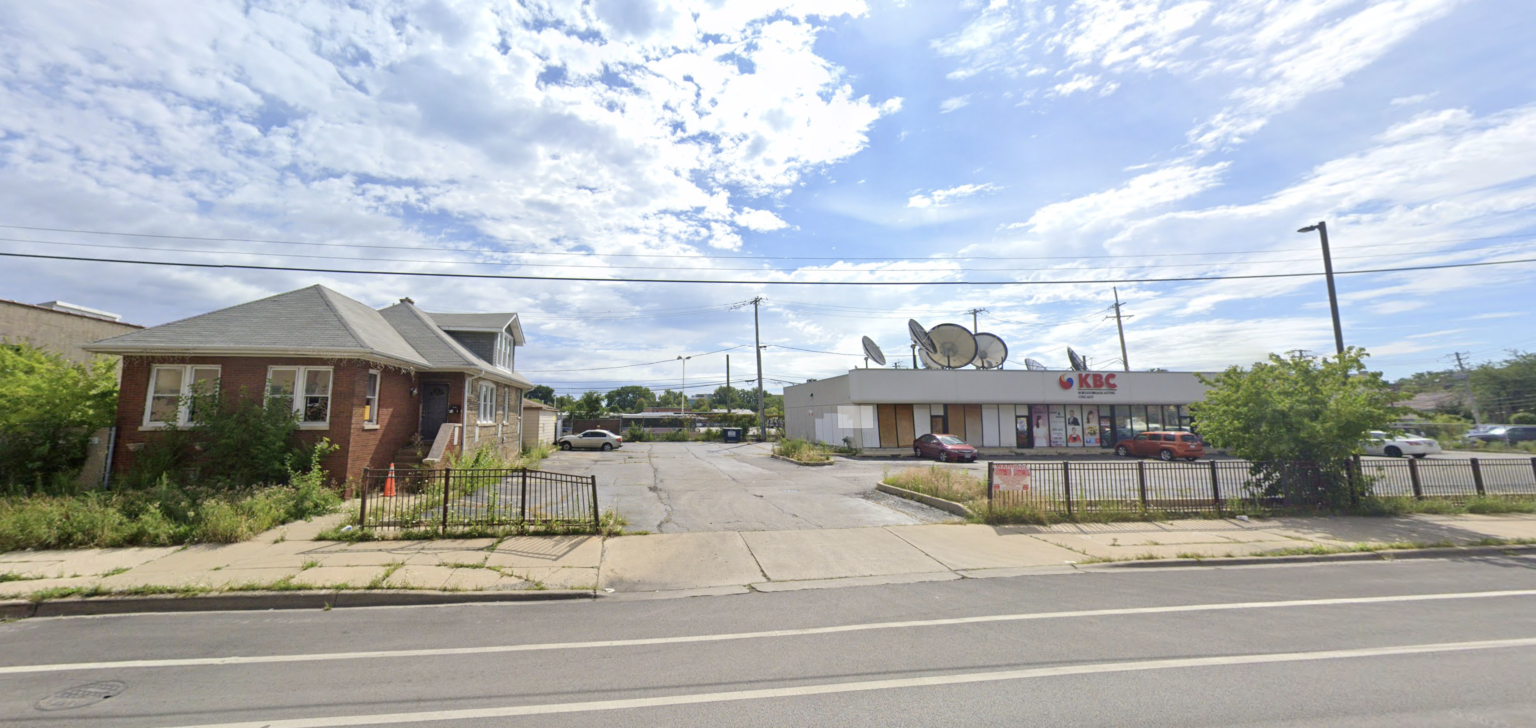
[557,430,624,451]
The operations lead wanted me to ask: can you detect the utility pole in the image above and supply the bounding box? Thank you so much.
[676,355,691,418]
[752,297,766,441]
[965,307,987,332]
[726,354,730,399]
[1109,289,1131,372]
[1454,352,1483,426]
[1298,221,1346,358]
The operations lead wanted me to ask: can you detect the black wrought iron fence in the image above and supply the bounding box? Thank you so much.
[988,457,1536,516]
[356,467,598,531]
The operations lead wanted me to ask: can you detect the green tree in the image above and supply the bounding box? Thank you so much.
[604,385,657,413]
[569,391,606,419]
[1472,351,1536,421]
[657,389,684,408]
[0,344,118,489]
[710,385,744,410]
[1192,348,1398,508]
[526,385,555,404]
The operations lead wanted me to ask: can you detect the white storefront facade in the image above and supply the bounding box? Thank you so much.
[784,369,1213,451]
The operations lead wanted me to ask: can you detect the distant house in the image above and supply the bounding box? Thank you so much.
[83,285,535,483]
[1,298,141,363]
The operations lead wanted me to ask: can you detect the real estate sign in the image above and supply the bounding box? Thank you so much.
[993,463,1032,492]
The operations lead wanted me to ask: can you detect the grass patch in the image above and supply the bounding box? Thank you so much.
[884,465,984,502]
[1349,496,1536,517]
[772,439,832,464]
[0,571,41,583]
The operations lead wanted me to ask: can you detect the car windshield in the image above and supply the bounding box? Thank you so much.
[937,436,964,445]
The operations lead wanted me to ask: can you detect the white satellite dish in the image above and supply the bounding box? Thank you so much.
[1024,358,1048,371]
[861,336,886,367]
[908,319,937,354]
[973,333,1008,369]
[928,323,978,368]
[918,346,942,369]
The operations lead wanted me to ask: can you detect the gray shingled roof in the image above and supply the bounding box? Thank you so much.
[378,302,532,387]
[426,312,524,345]
[84,285,430,367]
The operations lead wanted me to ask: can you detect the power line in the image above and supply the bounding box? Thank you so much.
[4,222,1535,262]
[517,344,751,373]
[4,249,1535,286]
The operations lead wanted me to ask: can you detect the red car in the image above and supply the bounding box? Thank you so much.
[1114,431,1205,461]
[913,433,978,462]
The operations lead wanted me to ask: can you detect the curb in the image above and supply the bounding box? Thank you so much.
[770,453,835,466]
[1084,543,1536,570]
[0,588,595,620]
[876,483,974,518]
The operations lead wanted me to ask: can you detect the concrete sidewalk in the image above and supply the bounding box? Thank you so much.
[4,512,1536,605]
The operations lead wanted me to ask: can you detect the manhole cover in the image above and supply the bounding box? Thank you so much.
[37,680,127,711]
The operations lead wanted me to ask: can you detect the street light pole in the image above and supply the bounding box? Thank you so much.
[1298,221,1346,358]
[676,355,691,419]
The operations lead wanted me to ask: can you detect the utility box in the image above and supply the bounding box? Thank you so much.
[722,427,744,443]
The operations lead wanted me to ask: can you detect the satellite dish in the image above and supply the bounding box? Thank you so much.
[1067,347,1087,371]
[928,323,978,368]
[1024,358,1047,371]
[973,333,1008,369]
[908,319,937,354]
[861,336,886,366]
[918,346,942,369]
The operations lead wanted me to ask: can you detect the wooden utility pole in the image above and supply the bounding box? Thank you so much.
[1112,288,1131,372]
[1454,351,1483,425]
[753,297,766,441]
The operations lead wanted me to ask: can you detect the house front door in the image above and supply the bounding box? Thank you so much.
[420,381,450,439]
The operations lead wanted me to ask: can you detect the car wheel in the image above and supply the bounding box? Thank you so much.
[601,443,613,451]
[559,441,572,450]
[914,447,922,457]
[1384,446,1403,458]
[1115,445,1130,457]
[1185,456,1199,462]
[1158,449,1174,461]
[1411,453,1427,459]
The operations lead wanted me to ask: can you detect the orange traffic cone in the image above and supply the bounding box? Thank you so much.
[384,463,397,498]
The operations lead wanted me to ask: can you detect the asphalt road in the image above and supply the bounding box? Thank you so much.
[5,555,1536,726]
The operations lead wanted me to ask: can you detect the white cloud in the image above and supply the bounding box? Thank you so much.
[1391,92,1438,106]
[734,207,790,231]
[1019,164,1228,235]
[906,182,1000,208]
[939,95,972,113]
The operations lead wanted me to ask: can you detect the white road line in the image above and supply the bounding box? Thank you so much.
[170,637,1536,728]
[2,589,1533,677]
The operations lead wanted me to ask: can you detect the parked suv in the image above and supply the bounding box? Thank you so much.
[1114,431,1205,461]
[557,430,624,451]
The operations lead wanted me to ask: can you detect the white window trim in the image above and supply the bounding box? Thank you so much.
[478,381,497,424]
[142,365,221,429]
[267,366,334,430]
[363,369,381,428]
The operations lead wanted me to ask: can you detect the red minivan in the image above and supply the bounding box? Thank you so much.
[1114,431,1205,461]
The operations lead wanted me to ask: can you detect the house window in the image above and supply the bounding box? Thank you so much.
[267,366,333,426]
[495,331,515,371]
[478,382,497,423]
[363,370,380,425]
[144,365,220,427]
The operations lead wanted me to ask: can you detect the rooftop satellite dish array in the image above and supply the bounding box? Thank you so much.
[857,319,1087,372]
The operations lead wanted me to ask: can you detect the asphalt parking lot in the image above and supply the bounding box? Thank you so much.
[545,442,958,533]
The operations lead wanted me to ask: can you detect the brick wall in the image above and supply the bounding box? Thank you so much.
[463,376,524,460]
[112,355,421,485]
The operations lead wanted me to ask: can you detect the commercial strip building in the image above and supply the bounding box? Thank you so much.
[784,368,1213,453]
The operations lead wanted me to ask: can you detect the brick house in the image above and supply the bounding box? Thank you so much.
[83,285,534,484]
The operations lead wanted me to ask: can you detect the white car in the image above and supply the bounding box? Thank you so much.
[1361,431,1442,459]
[557,430,624,451]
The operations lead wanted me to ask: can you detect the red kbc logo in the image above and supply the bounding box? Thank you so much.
[1060,373,1118,390]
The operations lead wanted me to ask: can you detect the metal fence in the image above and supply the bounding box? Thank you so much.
[357,467,599,531]
[988,457,1536,516]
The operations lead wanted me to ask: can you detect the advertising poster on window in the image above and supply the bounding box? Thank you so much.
[1065,405,1083,447]
[1047,406,1066,447]
[1015,415,1032,448]
[1083,406,1101,448]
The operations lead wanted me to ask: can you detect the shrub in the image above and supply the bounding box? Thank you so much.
[885,465,983,502]
[698,428,722,441]
[624,425,652,442]
[1511,412,1536,425]
[0,343,118,492]
[662,429,691,442]
[772,438,831,463]
[122,389,303,489]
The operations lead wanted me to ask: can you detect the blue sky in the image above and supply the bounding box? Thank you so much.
[2,0,1534,398]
